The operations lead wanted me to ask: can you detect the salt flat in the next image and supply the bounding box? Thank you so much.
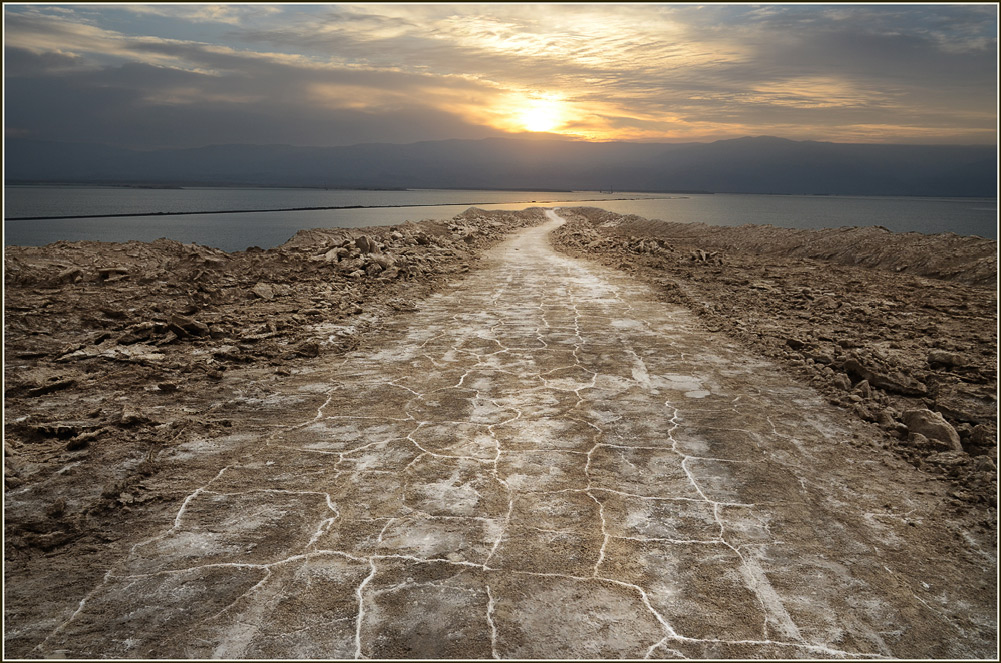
[23,212,996,659]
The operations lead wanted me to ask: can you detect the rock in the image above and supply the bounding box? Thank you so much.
[923,451,970,474]
[928,350,965,368]
[98,266,129,281]
[117,321,165,345]
[853,379,872,400]
[876,409,897,429]
[355,235,373,253]
[785,337,806,351]
[251,282,275,300]
[66,430,100,451]
[120,405,152,426]
[843,358,926,396]
[906,432,936,449]
[933,384,995,424]
[26,378,76,398]
[295,341,321,358]
[372,253,397,270]
[168,314,209,337]
[157,382,178,393]
[852,402,876,421]
[57,267,83,284]
[970,424,995,447]
[365,263,383,276]
[807,351,833,365]
[902,409,962,451]
[689,249,719,263]
[974,456,996,472]
[326,247,349,262]
[832,374,852,391]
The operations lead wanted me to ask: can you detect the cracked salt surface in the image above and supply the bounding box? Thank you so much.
[33,211,996,659]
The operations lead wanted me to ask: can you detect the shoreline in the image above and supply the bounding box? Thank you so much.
[3,195,676,222]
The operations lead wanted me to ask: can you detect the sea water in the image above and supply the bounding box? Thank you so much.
[4,186,996,251]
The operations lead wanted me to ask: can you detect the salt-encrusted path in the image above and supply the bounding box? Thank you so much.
[34,211,996,659]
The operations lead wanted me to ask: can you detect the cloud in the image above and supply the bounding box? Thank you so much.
[3,3,996,147]
[110,3,284,27]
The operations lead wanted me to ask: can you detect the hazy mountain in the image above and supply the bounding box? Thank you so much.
[5,136,996,197]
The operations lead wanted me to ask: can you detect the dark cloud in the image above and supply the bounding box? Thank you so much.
[3,3,996,147]
[4,49,498,147]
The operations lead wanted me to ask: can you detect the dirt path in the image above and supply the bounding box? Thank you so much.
[24,211,996,659]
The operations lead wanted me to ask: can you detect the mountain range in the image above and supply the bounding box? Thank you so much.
[4,136,996,197]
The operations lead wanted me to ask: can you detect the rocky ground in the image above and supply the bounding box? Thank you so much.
[4,208,546,554]
[551,207,997,524]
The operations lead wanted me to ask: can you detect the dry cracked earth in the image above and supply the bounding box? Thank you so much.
[6,211,998,659]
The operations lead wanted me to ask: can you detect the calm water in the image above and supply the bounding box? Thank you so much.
[4,185,996,251]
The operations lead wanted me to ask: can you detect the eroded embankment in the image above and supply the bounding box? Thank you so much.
[551,207,997,516]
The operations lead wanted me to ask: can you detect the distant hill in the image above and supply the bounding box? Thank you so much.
[4,135,996,197]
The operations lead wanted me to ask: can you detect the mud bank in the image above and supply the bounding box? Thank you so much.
[551,207,997,520]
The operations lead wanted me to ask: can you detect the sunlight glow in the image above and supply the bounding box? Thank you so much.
[516,96,565,133]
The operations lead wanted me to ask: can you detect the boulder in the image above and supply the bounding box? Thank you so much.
[902,409,962,451]
[355,235,373,253]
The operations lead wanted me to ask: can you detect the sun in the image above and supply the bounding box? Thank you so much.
[518,97,565,133]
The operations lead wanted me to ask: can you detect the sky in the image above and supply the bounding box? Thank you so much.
[3,2,998,149]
